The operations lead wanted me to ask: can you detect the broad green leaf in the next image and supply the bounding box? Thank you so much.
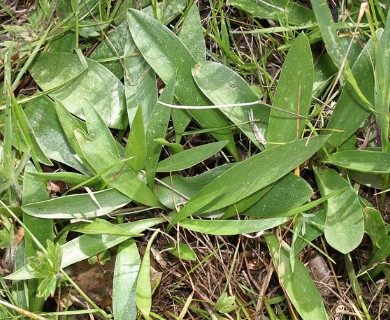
[375,12,390,151]
[156,141,227,172]
[171,135,329,224]
[267,33,313,146]
[29,171,102,189]
[23,97,88,173]
[264,234,328,320]
[243,173,312,217]
[192,61,268,148]
[314,166,364,253]
[72,219,142,236]
[82,104,120,160]
[124,31,157,126]
[363,207,388,249]
[165,242,196,261]
[312,53,337,97]
[5,217,165,281]
[74,129,161,208]
[180,217,290,235]
[30,52,126,129]
[326,35,376,148]
[126,105,147,172]
[22,163,53,311]
[154,164,234,209]
[145,76,176,188]
[127,9,239,160]
[113,239,140,320]
[22,188,130,219]
[90,21,129,79]
[179,4,205,62]
[322,150,390,173]
[136,229,159,317]
[227,0,315,25]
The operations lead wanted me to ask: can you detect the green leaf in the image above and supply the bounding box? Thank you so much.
[89,21,129,79]
[5,217,165,281]
[192,61,268,148]
[179,4,205,62]
[155,164,233,209]
[267,33,313,146]
[325,35,376,148]
[243,173,312,217]
[311,0,373,111]
[314,166,364,253]
[72,219,142,236]
[136,229,159,317]
[215,292,236,313]
[113,240,140,320]
[127,9,239,160]
[156,141,227,172]
[23,97,89,173]
[165,242,196,261]
[29,171,102,189]
[145,75,176,187]
[180,217,290,235]
[322,150,390,173]
[264,234,328,320]
[126,104,147,172]
[30,52,126,129]
[171,135,329,224]
[227,0,315,25]
[124,31,157,126]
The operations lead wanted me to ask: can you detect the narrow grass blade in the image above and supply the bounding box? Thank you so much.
[314,166,364,253]
[264,234,328,320]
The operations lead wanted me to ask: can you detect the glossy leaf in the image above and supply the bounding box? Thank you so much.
[127,9,239,159]
[30,52,126,129]
[322,150,390,173]
[5,217,165,281]
[192,61,268,148]
[171,135,329,224]
[156,141,227,172]
[243,173,312,217]
[22,188,130,219]
[264,234,328,319]
[113,239,140,320]
[267,33,313,146]
[314,166,364,253]
[180,217,290,235]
